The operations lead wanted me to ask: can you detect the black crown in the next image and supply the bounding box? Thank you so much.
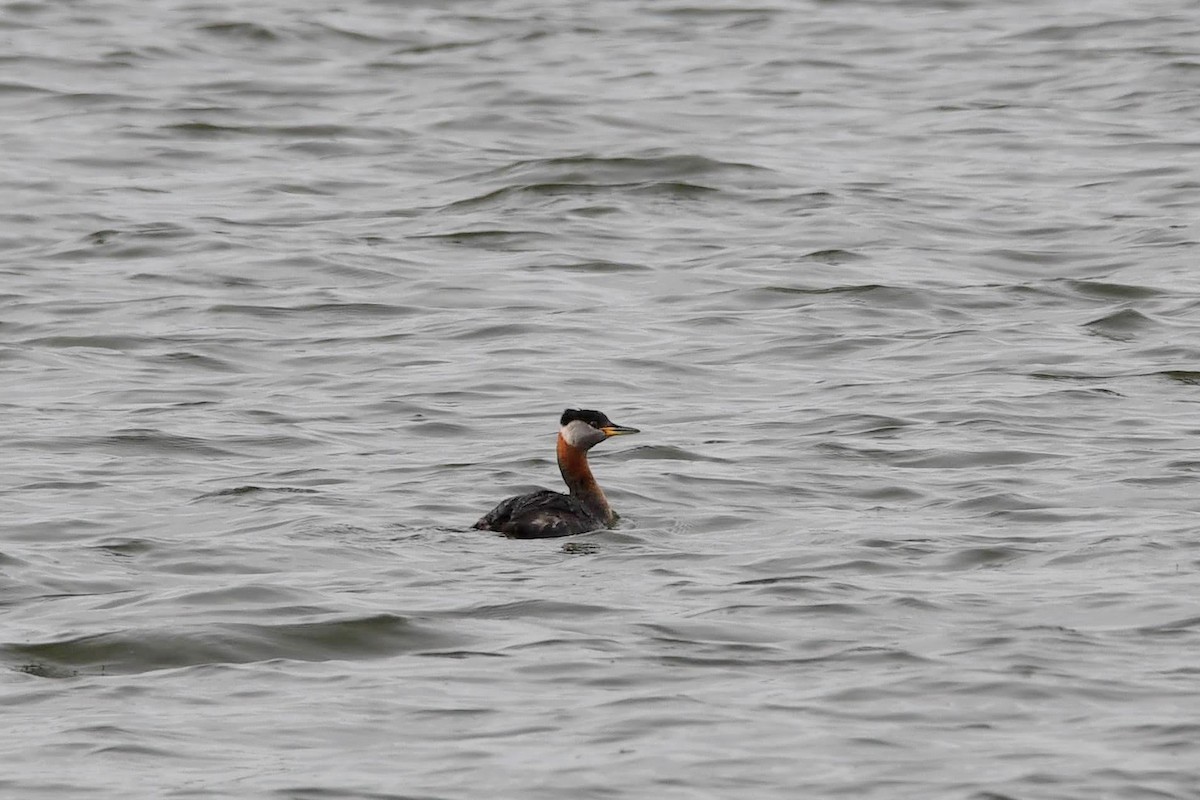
[560,408,612,428]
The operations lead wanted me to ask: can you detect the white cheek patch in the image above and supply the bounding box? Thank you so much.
[560,420,595,447]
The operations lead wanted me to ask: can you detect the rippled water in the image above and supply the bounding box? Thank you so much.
[4,0,1200,797]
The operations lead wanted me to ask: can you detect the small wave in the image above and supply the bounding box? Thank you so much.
[524,259,650,273]
[444,600,616,620]
[195,486,318,500]
[207,302,419,319]
[408,229,549,247]
[1083,308,1158,340]
[611,444,727,463]
[486,153,768,184]
[3,614,449,676]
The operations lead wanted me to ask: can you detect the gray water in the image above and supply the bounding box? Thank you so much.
[3,0,1200,797]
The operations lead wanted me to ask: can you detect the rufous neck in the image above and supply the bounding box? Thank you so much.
[556,433,611,520]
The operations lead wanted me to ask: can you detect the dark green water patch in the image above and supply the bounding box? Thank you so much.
[1066,279,1165,300]
[1159,370,1200,385]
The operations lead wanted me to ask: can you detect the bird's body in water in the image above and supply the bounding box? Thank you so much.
[473,409,639,539]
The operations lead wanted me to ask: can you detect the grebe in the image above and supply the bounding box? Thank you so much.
[473,409,640,539]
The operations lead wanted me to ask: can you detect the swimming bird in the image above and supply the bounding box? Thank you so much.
[473,409,640,538]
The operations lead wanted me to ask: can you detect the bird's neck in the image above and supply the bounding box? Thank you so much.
[557,434,612,522]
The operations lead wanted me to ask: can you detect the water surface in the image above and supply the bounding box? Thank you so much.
[3,1,1200,797]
